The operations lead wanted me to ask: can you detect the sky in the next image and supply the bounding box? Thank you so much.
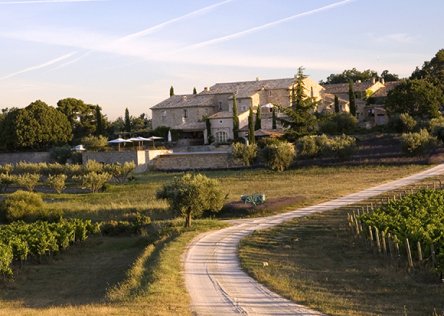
[0,0,443,120]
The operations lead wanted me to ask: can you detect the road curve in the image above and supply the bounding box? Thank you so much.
[184,164,444,315]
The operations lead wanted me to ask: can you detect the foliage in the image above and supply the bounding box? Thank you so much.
[385,79,444,119]
[398,113,417,132]
[169,85,174,97]
[400,129,438,155]
[124,108,131,133]
[360,189,444,273]
[0,219,99,277]
[318,112,358,135]
[95,106,105,136]
[193,87,197,95]
[79,171,112,193]
[232,94,239,139]
[411,49,444,94]
[231,143,258,167]
[0,173,15,193]
[205,117,212,143]
[348,81,356,116]
[103,161,136,183]
[262,140,296,172]
[1,100,72,149]
[0,190,51,223]
[297,134,356,160]
[84,159,104,173]
[297,136,319,158]
[322,68,379,84]
[156,173,225,227]
[334,95,340,113]
[50,145,72,164]
[272,107,277,129]
[47,174,67,194]
[278,67,317,139]
[248,107,255,144]
[380,69,399,82]
[429,116,444,142]
[82,135,108,150]
[255,105,261,130]
[0,163,13,175]
[323,134,357,160]
[15,173,40,191]
[57,98,96,142]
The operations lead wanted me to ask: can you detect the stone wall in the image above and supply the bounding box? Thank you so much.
[152,152,243,171]
[0,152,52,165]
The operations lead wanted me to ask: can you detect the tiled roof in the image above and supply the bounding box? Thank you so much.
[171,121,206,131]
[370,81,401,98]
[202,78,296,98]
[151,94,215,110]
[208,111,233,119]
[322,81,377,94]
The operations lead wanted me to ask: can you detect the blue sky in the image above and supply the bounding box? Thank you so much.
[0,0,443,119]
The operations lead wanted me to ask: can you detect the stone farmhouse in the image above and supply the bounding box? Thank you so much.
[151,76,399,145]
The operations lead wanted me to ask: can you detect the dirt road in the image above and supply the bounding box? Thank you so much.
[184,164,444,315]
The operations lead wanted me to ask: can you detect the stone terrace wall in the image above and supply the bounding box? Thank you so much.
[0,152,52,165]
[152,152,243,171]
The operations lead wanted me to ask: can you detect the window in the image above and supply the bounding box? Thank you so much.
[161,111,167,123]
[218,101,223,111]
[215,131,228,143]
[183,109,188,118]
[268,90,272,96]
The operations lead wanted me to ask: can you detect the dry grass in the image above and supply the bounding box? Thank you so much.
[239,207,444,315]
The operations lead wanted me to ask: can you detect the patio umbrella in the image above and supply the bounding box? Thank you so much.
[108,137,132,151]
[147,136,163,149]
[128,136,151,150]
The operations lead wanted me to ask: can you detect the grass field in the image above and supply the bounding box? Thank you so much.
[239,192,444,315]
[0,164,434,315]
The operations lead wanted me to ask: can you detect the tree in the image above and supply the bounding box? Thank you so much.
[193,87,197,95]
[278,67,317,139]
[57,98,96,141]
[262,140,296,172]
[348,81,356,116]
[255,105,261,130]
[334,95,340,113]
[232,94,239,139]
[124,108,131,133]
[411,49,444,94]
[95,106,105,136]
[380,70,399,82]
[156,173,225,227]
[385,79,443,119]
[272,107,277,129]
[170,86,175,97]
[322,68,378,84]
[1,100,72,149]
[248,107,255,144]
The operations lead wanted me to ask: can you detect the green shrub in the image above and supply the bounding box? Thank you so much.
[156,173,225,227]
[44,163,66,176]
[262,141,296,172]
[0,243,13,277]
[84,160,104,173]
[399,113,417,132]
[231,143,258,166]
[50,145,72,164]
[319,112,358,134]
[429,116,444,143]
[103,161,136,183]
[297,136,319,158]
[81,135,108,151]
[14,162,46,175]
[0,174,16,193]
[327,134,357,160]
[0,190,57,223]
[80,172,112,193]
[47,174,67,194]
[401,129,438,155]
[15,173,40,191]
[0,164,13,175]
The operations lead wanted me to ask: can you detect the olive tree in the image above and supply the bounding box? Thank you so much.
[156,173,225,227]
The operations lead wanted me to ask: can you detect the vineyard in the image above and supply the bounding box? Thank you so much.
[0,219,100,277]
[350,189,444,274]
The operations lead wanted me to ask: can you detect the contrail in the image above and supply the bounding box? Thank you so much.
[181,0,355,50]
[0,52,77,80]
[46,51,91,72]
[0,0,107,4]
[118,0,235,42]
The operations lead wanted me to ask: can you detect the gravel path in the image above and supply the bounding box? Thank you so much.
[184,164,444,315]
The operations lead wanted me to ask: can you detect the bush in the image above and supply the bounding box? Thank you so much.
[80,172,112,193]
[399,113,417,132]
[14,162,46,175]
[262,141,296,172]
[81,135,108,151]
[231,143,257,166]
[47,174,67,194]
[0,164,13,175]
[326,134,357,160]
[0,190,58,223]
[104,162,136,183]
[319,112,358,134]
[84,160,104,173]
[15,173,40,191]
[156,173,225,227]
[401,129,438,155]
[50,145,72,164]
[0,174,16,193]
[297,136,319,158]
[429,116,444,142]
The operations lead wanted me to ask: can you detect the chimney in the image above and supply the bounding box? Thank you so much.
[371,77,376,84]
[182,95,187,101]
[380,78,385,84]
[256,77,260,81]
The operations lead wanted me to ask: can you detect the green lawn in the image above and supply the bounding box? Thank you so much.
[0,164,434,315]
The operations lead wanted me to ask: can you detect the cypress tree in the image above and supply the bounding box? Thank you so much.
[334,95,340,113]
[205,117,212,143]
[348,81,356,116]
[232,94,239,139]
[193,87,197,95]
[124,108,131,133]
[248,106,255,144]
[272,107,277,129]
[95,106,104,136]
[255,105,261,130]
[170,86,174,97]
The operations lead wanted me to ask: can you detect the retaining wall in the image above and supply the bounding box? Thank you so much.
[0,152,52,165]
[152,152,243,171]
